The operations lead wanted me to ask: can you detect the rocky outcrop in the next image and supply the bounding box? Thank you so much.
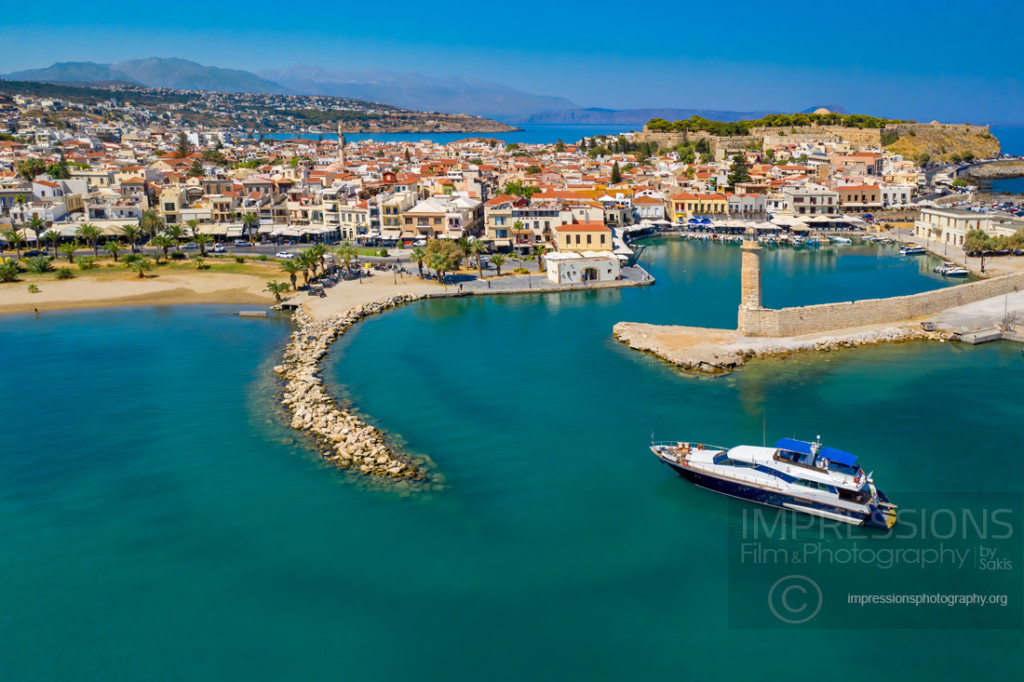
[613,322,953,376]
[963,161,1024,180]
[277,295,443,492]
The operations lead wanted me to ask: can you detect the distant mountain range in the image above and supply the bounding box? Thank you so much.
[257,65,576,119]
[2,58,852,124]
[5,59,288,94]
[2,58,574,119]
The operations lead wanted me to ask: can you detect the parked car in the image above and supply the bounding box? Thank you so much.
[182,242,198,250]
[212,244,226,253]
[276,251,295,259]
[23,249,44,257]
[412,239,427,247]
[234,239,249,246]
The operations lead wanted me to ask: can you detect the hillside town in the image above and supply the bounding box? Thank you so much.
[2,88,1023,283]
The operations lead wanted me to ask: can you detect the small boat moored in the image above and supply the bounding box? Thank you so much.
[934,261,970,277]
[899,245,927,255]
[651,436,897,529]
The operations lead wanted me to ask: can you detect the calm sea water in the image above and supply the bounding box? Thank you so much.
[1,243,1020,680]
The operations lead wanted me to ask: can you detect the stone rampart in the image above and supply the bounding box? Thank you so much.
[740,273,1024,337]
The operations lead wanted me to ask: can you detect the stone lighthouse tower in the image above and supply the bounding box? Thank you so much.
[337,122,346,169]
[738,226,764,334]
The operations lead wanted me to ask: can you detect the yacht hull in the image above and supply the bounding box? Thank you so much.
[664,460,892,529]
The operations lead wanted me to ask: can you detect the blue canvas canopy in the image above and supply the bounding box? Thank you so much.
[775,438,858,468]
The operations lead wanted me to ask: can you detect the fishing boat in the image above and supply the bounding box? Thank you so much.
[650,437,897,528]
[829,236,853,244]
[899,245,927,255]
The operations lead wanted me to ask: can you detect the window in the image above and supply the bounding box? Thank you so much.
[587,234,592,245]
[164,203,175,211]
[600,235,606,244]
[575,234,581,244]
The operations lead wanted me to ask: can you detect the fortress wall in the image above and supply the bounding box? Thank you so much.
[739,273,1024,337]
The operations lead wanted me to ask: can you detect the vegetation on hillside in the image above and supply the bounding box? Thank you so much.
[884,125,1001,163]
[646,112,906,136]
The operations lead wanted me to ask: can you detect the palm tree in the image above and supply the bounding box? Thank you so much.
[491,253,506,276]
[150,235,174,262]
[120,225,141,254]
[58,241,78,264]
[512,219,527,246]
[26,215,45,246]
[308,243,327,276]
[470,239,487,278]
[191,254,206,269]
[165,224,186,251]
[297,250,316,286]
[241,212,259,254]
[265,281,290,302]
[75,223,101,257]
[140,209,164,238]
[194,233,213,256]
[456,235,472,268]
[427,253,448,291]
[279,260,301,291]
[104,240,122,262]
[44,229,62,257]
[2,228,24,259]
[185,219,200,239]
[532,244,549,273]
[334,241,358,276]
[13,194,27,212]
[409,247,426,278]
[128,257,153,278]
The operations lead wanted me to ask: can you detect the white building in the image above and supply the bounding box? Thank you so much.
[545,251,621,284]
[914,207,1024,247]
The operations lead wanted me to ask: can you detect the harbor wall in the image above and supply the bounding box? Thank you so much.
[739,273,1024,337]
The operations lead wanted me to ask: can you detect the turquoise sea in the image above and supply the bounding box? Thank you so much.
[266,124,633,146]
[1,240,1021,680]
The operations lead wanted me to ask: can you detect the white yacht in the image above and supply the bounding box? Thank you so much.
[650,437,897,528]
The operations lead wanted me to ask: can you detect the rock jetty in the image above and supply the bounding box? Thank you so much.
[275,294,442,491]
[613,322,952,376]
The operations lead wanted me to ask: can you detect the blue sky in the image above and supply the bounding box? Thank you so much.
[3,0,1022,122]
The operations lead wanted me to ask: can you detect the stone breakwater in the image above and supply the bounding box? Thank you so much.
[613,322,952,376]
[274,294,443,491]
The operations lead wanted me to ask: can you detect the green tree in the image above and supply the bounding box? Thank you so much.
[512,219,528,245]
[424,239,463,290]
[279,260,301,290]
[58,240,78,264]
[334,241,358,276]
[191,254,206,269]
[610,161,622,184]
[503,180,541,199]
[194,233,213,256]
[916,153,931,167]
[150,235,175,262]
[297,250,316,285]
[75,223,102,257]
[175,131,189,158]
[469,239,486,278]
[128,256,153,278]
[187,159,204,177]
[103,240,122,262]
[3,228,25,259]
[25,215,45,243]
[554,139,566,152]
[0,259,19,282]
[490,253,506,276]
[964,229,991,254]
[265,281,290,301]
[16,158,47,182]
[308,243,328,276]
[140,209,164,238]
[165,224,186,251]
[409,247,426,278]
[241,212,259,254]
[44,229,62,257]
[120,224,141,254]
[532,244,549,272]
[46,154,71,180]
[727,154,752,191]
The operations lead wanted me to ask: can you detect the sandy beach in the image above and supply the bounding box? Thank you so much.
[0,265,447,317]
